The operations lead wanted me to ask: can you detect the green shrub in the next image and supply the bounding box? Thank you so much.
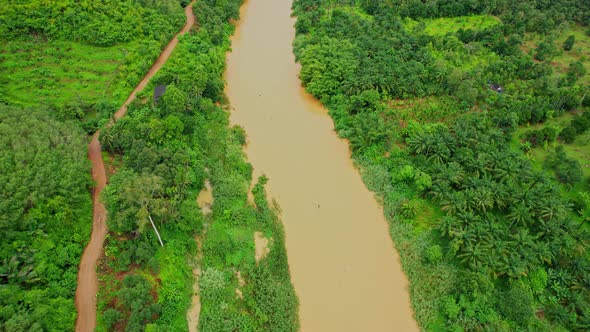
[562,35,575,51]
[534,41,556,61]
[398,199,418,220]
[426,245,444,264]
[498,283,534,324]
[103,308,123,330]
[559,125,577,143]
[528,268,548,295]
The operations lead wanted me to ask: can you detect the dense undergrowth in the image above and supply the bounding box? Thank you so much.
[95,0,298,331]
[293,0,589,330]
[0,0,186,46]
[0,107,92,331]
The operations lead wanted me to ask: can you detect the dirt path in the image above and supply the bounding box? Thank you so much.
[74,3,196,331]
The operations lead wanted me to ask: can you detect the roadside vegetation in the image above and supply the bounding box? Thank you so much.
[293,0,589,330]
[2,0,298,330]
[94,0,298,331]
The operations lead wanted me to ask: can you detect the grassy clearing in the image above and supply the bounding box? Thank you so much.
[404,15,500,36]
[0,39,162,112]
[324,5,374,22]
[527,136,590,178]
[385,96,467,124]
[514,110,590,178]
[521,25,590,84]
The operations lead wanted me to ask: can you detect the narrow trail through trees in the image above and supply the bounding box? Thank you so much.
[74,3,196,331]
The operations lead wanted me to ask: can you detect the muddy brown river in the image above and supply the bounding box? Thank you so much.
[225,0,418,331]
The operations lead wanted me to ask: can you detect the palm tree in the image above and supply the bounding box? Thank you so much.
[458,243,485,270]
[440,191,468,214]
[469,186,495,213]
[454,212,485,248]
[439,215,463,238]
[446,162,466,187]
[427,142,451,165]
[429,181,452,201]
[508,203,531,228]
[537,198,567,223]
[490,182,509,211]
[406,132,432,155]
[487,239,510,275]
[504,252,528,278]
[533,241,555,264]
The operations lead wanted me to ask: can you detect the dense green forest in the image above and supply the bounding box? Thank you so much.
[0,107,92,330]
[0,0,187,45]
[95,0,298,331]
[293,0,589,330]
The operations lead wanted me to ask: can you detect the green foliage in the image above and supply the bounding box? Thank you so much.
[535,40,557,61]
[293,0,590,330]
[545,145,584,185]
[567,61,587,83]
[104,274,162,331]
[497,282,534,325]
[97,1,298,331]
[298,37,359,100]
[425,245,443,264]
[560,124,578,143]
[103,170,169,234]
[563,35,576,51]
[523,126,558,147]
[0,1,186,128]
[528,268,548,295]
[0,0,184,46]
[0,107,92,331]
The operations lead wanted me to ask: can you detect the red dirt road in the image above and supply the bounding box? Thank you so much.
[74,3,196,331]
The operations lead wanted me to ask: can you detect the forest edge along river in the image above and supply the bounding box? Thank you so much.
[75,0,417,329]
[74,3,196,331]
[226,0,418,331]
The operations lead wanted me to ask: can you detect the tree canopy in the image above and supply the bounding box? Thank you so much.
[0,0,185,46]
[293,0,590,330]
[0,106,92,331]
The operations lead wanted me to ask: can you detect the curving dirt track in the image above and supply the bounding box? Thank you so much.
[74,3,196,331]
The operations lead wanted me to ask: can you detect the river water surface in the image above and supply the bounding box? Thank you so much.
[225,0,418,330]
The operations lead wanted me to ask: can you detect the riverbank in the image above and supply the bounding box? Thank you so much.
[94,0,299,330]
[226,0,417,330]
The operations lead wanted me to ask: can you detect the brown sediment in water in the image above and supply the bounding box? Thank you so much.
[225,0,418,331]
[74,3,196,331]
